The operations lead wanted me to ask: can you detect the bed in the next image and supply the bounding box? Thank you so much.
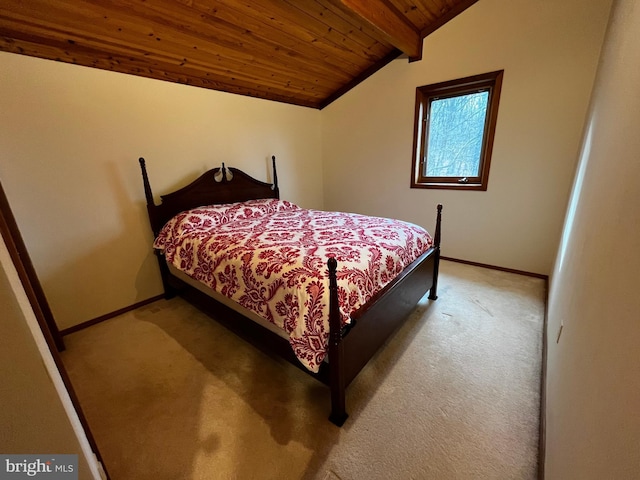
[139,156,442,426]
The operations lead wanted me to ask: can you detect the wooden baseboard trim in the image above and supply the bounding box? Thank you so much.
[60,294,165,336]
[440,256,549,280]
[538,278,549,479]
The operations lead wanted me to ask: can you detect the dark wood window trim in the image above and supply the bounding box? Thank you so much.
[411,70,504,191]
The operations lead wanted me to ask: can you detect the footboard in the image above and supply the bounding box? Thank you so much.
[326,204,442,425]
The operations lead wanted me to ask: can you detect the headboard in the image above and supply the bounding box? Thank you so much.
[139,156,280,236]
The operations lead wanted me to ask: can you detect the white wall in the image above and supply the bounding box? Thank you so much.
[0,236,101,479]
[545,0,640,477]
[321,0,612,275]
[0,53,322,329]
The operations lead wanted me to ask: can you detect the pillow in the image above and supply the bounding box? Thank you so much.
[226,198,300,220]
[153,199,300,252]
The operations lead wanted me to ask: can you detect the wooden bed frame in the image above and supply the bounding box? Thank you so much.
[139,156,442,426]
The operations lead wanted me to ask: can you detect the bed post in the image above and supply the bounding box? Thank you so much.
[428,204,443,300]
[327,257,348,426]
[139,157,158,235]
[139,157,177,299]
[271,155,280,199]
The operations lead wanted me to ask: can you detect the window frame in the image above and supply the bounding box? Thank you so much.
[410,70,504,191]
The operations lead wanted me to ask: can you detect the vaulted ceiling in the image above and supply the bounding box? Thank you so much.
[0,0,479,109]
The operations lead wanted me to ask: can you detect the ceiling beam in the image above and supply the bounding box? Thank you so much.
[337,0,422,61]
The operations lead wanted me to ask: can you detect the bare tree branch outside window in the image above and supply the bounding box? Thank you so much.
[425,92,489,177]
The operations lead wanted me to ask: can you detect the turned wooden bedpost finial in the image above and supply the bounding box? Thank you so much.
[139,157,163,237]
[139,157,154,207]
[434,204,443,249]
[271,155,280,198]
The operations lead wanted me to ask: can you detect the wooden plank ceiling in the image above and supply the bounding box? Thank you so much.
[0,0,479,109]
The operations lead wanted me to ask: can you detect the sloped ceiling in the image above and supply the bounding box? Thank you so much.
[0,0,479,109]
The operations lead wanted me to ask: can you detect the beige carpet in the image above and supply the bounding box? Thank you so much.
[61,260,545,480]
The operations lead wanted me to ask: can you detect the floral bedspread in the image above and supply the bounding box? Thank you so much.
[153,199,433,372]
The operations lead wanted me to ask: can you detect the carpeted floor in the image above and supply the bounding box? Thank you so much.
[61,260,545,480]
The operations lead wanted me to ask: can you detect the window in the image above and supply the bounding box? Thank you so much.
[411,70,503,190]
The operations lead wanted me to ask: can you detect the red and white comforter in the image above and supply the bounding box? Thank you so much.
[154,199,433,372]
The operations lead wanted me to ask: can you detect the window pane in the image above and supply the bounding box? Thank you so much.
[425,91,489,177]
